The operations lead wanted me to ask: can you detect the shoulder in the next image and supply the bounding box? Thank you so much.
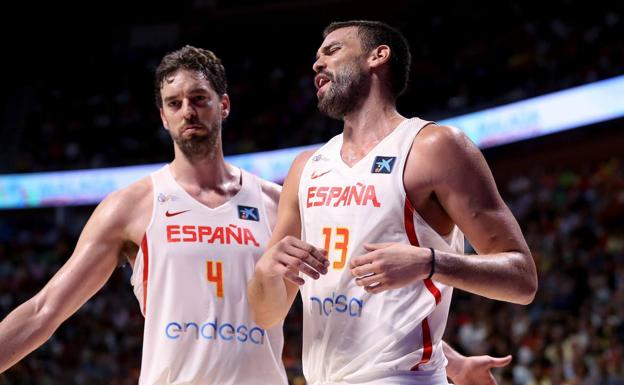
[271,148,319,211]
[256,177,282,230]
[258,178,282,207]
[405,124,486,190]
[94,176,153,229]
[282,149,318,186]
[414,124,471,151]
[411,124,480,168]
[105,176,152,210]
[292,149,317,168]
[408,123,498,196]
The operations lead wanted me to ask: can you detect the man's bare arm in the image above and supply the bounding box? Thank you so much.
[350,125,537,304]
[248,150,328,329]
[417,125,537,304]
[0,182,149,373]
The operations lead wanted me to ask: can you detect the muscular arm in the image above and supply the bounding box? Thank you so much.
[0,182,149,373]
[352,125,536,303]
[413,125,537,304]
[248,150,328,329]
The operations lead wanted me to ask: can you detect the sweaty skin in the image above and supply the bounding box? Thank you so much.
[0,68,281,375]
[248,24,535,384]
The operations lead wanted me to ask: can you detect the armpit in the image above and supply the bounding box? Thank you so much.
[118,240,139,268]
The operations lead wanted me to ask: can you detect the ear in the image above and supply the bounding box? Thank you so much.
[220,93,231,119]
[159,107,170,131]
[368,45,391,69]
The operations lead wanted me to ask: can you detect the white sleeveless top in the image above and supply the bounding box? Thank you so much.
[298,118,464,385]
[131,165,287,385]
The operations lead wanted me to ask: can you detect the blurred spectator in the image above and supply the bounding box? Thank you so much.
[1,1,622,174]
[1,2,624,384]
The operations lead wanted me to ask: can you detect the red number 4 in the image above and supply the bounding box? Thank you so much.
[206,260,224,298]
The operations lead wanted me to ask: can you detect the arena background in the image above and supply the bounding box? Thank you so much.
[1,0,623,384]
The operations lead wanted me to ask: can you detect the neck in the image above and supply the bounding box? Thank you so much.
[170,144,237,191]
[341,96,405,148]
[334,83,406,166]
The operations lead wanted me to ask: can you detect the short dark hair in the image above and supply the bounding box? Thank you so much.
[323,20,411,99]
[154,45,227,108]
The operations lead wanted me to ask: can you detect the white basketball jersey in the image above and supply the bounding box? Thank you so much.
[131,165,287,385]
[298,118,464,385]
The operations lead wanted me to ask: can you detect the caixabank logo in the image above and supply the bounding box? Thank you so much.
[238,205,259,221]
[371,156,396,174]
[165,318,266,344]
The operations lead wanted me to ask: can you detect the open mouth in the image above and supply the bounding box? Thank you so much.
[315,74,330,89]
[315,74,331,96]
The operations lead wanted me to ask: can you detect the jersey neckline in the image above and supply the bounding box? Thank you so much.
[163,164,247,214]
[333,118,411,171]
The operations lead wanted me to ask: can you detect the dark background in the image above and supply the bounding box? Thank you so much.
[1,1,623,383]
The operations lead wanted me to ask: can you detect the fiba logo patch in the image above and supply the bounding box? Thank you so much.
[371,156,396,174]
[157,193,178,204]
[237,205,259,221]
[312,154,330,162]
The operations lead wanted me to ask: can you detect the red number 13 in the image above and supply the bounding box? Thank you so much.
[322,227,350,269]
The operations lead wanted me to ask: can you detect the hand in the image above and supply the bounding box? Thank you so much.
[257,236,328,286]
[447,355,512,385]
[349,243,432,293]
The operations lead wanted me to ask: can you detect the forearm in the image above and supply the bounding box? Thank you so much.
[434,250,537,305]
[247,270,294,329]
[0,298,58,373]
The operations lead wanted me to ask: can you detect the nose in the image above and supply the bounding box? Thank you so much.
[312,56,325,74]
[182,98,197,119]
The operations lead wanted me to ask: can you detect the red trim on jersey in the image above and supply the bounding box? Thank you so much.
[404,198,420,246]
[424,279,442,305]
[404,198,441,370]
[411,317,433,371]
[140,234,149,314]
[404,198,442,302]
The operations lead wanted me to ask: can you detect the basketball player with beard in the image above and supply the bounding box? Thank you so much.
[248,21,537,385]
[0,44,515,385]
[0,46,288,385]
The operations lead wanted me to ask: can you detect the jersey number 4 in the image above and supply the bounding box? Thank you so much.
[322,227,350,269]
[206,260,224,298]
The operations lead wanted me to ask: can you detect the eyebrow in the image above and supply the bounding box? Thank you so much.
[163,95,179,103]
[163,88,211,103]
[316,42,341,60]
[187,87,211,96]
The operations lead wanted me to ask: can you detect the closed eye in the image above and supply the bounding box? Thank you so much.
[316,42,342,60]
[328,46,340,55]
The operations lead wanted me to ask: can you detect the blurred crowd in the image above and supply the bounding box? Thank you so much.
[445,158,624,385]
[1,1,622,174]
[1,1,624,384]
[1,157,622,384]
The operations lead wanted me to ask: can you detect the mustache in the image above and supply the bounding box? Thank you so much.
[318,71,334,81]
[183,116,203,125]
[180,119,207,130]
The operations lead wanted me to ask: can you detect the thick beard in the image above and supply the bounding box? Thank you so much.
[318,62,370,119]
[171,121,220,161]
